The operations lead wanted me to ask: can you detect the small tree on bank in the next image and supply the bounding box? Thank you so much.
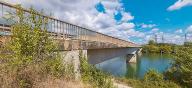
[0,5,74,88]
[165,46,192,88]
[7,7,56,67]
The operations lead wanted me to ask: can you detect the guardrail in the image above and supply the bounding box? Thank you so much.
[0,1,138,48]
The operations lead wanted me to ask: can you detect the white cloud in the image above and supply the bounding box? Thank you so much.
[151,28,159,33]
[175,29,183,33]
[167,0,192,11]
[121,12,134,22]
[163,34,184,44]
[126,29,145,38]
[116,23,135,30]
[143,32,185,45]
[140,23,156,29]
[186,25,192,33]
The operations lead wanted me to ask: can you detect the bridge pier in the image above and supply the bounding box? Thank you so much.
[126,54,137,63]
[60,50,87,80]
[126,48,142,63]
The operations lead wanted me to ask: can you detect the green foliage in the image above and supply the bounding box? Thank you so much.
[143,45,159,53]
[143,41,174,54]
[148,40,156,45]
[117,69,180,88]
[184,42,192,47]
[7,6,56,67]
[79,51,114,88]
[144,69,163,82]
[0,6,74,88]
[159,45,172,53]
[165,46,192,88]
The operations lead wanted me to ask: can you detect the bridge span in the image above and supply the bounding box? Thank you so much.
[0,1,142,79]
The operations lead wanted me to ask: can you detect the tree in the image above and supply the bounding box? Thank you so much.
[148,40,156,45]
[165,46,192,87]
[4,6,58,67]
[0,5,69,88]
[144,69,163,82]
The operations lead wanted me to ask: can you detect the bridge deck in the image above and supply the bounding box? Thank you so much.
[0,1,140,50]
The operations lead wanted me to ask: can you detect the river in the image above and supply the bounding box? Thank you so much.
[95,54,173,79]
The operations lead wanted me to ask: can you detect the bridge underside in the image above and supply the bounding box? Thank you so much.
[87,47,141,64]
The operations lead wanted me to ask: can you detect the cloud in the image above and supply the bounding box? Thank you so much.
[167,0,192,11]
[186,25,192,33]
[140,23,156,29]
[175,29,183,33]
[126,29,145,38]
[121,12,134,22]
[151,28,159,33]
[143,32,185,45]
[116,23,135,30]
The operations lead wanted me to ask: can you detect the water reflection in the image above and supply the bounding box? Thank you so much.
[95,54,173,79]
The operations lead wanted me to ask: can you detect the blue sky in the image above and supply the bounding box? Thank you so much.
[118,0,192,44]
[3,0,192,44]
[98,0,192,44]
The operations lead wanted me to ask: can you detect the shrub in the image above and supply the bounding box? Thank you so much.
[116,69,180,88]
[0,5,74,88]
[79,51,114,88]
[144,69,163,82]
[165,46,192,88]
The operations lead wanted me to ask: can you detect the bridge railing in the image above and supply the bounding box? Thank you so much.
[0,1,138,49]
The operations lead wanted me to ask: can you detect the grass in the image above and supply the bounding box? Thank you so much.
[115,69,181,88]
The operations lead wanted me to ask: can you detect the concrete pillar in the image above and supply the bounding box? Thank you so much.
[126,54,137,63]
[60,50,87,80]
[137,48,142,57]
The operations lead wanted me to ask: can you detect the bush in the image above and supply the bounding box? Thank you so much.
[79,51,114,88]
[159,45,172,53]
[144,69,163,82]
[165,46,192,88]
[116,69,180,88]
[142,45,159,53]
[0,6,74,88]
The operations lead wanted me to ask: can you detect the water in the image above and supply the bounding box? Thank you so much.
[95,54,173,79]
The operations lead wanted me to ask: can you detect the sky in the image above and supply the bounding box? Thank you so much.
[1,0,192,44]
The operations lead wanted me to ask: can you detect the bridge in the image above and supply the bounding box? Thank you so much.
[0,1,142,78]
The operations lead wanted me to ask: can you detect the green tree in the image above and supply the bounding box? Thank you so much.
[184,42,192,47]
[148,40,156,45]
[0,6,72,88]
[7,6,57,67]
[159,45,172,53]
[165,46,192,88]
[144,69,163,82]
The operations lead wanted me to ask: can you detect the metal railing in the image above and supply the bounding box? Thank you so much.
[0,1,138,49]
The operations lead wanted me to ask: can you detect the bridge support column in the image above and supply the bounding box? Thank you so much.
[60,50,87,80]
[126,48,142,63]
[137,48,142,57]
[126,54,137,63]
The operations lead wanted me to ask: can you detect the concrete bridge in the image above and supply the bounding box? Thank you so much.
[0,1,142,76]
